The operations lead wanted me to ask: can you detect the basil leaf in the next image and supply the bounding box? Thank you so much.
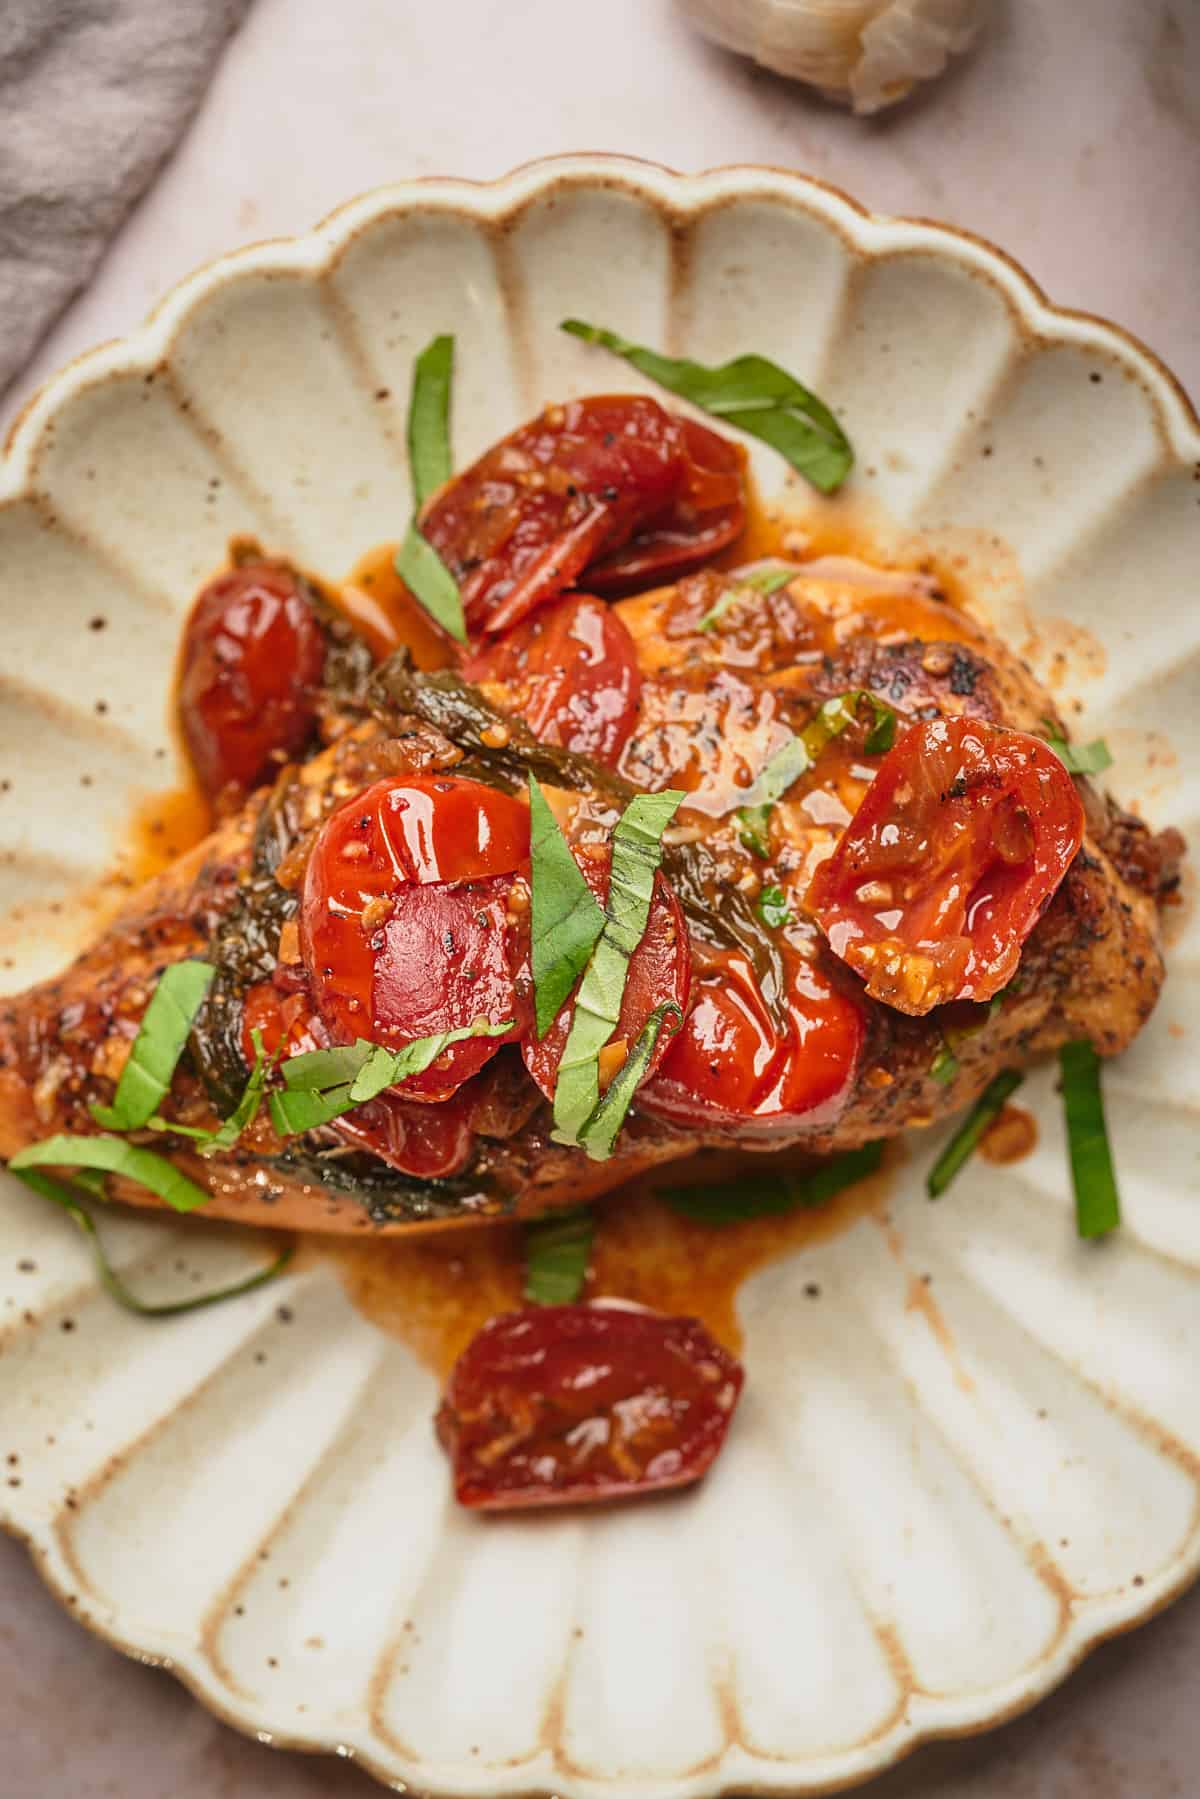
[394,333,466,643]
[738,804,773,860]
[930,1040,959,1085]
[1060,1040,1121,1238]
[269,1082,358,1137]
[349,1019,512,1104]
[862,697,897,755]
[268,1021,511,1138]
[665,1141,883,1225]
[756,884,792,929]
[407,333,454,505]
[14,1169,292,1317]
[736,691,897,855]
[698,565,797,632]
[551,788,685,1145]
[90,960,216,1131]
[561,319,853,493]
[1046,735,1113,777]
[10,1134,212,1213]
[528,775,606,1038]
[523,1208,595,1305]
[395,524,466,645]
[576,1001,682,1161]
[148,1027,274,1157]
[926,1070,1024,1198]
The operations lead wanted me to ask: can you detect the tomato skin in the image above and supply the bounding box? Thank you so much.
[807,717,1085,1014]
[300,776,529,1099]
[638,947,864,1137]
[463,594,642,768]
[333,1087,477,1177]
[179,563,326,801]
[419,395,746,637]
[437,1303,744,1510]
[516,851,691,1101]
[585,416,747,595]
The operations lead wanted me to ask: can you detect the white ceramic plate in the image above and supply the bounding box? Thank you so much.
[1,157,1198,1796]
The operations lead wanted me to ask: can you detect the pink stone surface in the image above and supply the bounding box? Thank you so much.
[2,0,1198,1792]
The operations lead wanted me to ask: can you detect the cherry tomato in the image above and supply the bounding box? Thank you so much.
[807,717,1085,1014]
[300,776,529,1100]
[437,1303,744,1510]
[179,562,326,801]
[638,947,864,1137]
[242,977,477,1175]
[463,594,642,768]
[241,978,319,1063]
[333,1087,477,1178]
[586,416,747,595]
[418,396,746,637]
[515,849,690,1100]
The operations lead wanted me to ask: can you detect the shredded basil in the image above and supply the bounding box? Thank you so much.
[577,1001,682,1161]
[664,1141,883,1225]
[561,319,853,493]
[523,1208,595,1305]
[268,1020,511,1138]
[528,775,605,1038]
[149,1027,274,1156]
[756,884,792,929]
[90,960,215,1132]
[1046,735,1113,777]
[1060,1040,1121,1238]
[395,334,467,644]
[10,1134,212,1213]
[926,1070,1024,1198]
[407,334,454,503]
[395,526,466,645]
[13,1169,292,1316]
[551,788,684,1147]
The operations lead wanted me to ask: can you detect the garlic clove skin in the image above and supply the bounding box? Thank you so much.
[677,0,989,115]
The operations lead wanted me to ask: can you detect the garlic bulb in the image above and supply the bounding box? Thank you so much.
[677,0,988,114]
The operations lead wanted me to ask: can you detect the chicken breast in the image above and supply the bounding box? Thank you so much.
[0,557,1182,1235]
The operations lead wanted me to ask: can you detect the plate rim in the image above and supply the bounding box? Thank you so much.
[2,152,1199,1795]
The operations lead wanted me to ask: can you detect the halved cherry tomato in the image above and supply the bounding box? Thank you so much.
[463,594,642,768]
[515,849,690,1101]
[242,977,477,1174]
[586,416,747,596]
[807,717,1085,1014]
[300,776,529,1100]
[418,395,745,637]
[333,1087,477,1178]
[437,1303,744,1510]
[638,946,863,1137]
[179,562,326,802]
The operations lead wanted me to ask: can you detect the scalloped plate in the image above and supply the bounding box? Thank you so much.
[1,158,1198,1796]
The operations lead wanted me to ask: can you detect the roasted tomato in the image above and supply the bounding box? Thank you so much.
[638,946,863,1136]
[179,561,326,802]
[332,1087,477,1178]
[299,775,529,1099]
[242,977,477,1175]
[464,593,642,768]
[586,416,747,596]
[807,717,1085,1013]
[437,1303,744,1510]
[419,395,746,637]
[515,849,690,1100]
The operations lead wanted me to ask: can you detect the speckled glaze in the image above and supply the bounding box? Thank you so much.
[1,158,1198,1796]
